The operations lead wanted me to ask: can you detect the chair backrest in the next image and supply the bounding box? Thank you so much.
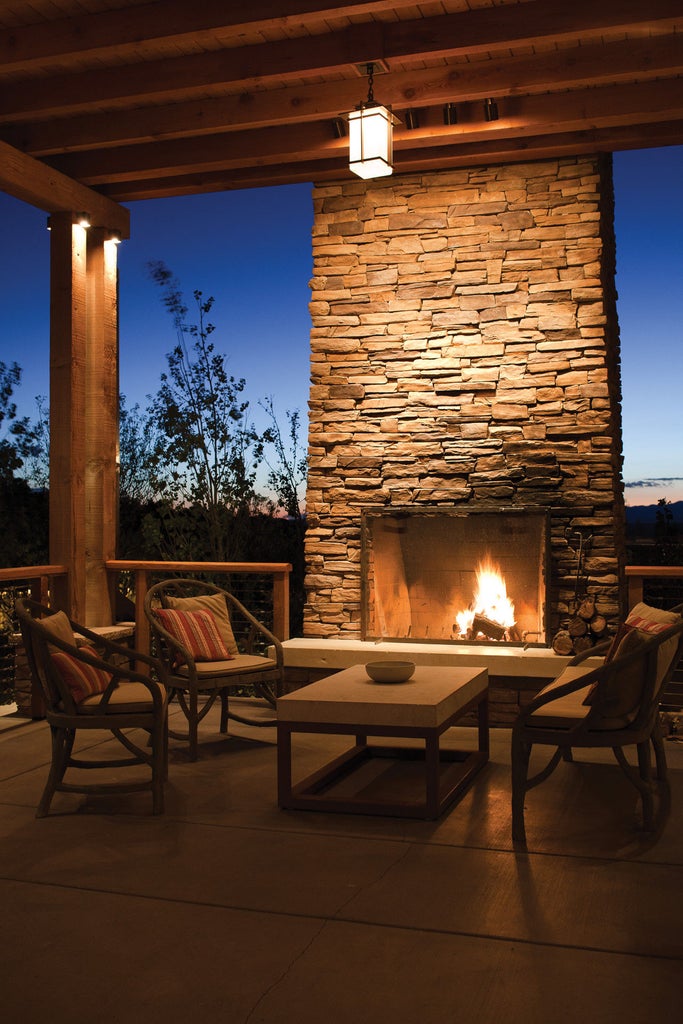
[585,615,683,730]
[16,597,165,717]
[16,598,84,715]
[144,577,280,658]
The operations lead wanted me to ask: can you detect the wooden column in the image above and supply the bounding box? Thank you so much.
[49,216,120,624]
[85,228,119,626]
[49,213,87,619]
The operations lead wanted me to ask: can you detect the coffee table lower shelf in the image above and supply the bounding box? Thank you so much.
[278,718,488,819]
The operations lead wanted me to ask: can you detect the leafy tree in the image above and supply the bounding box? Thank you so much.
[145,261,265,561]
[655,497,681,566]
[0,361,43,482]
[260,395,307,520]
[118,396,160,506]
[22,394,49,491]
[0,362,48,566]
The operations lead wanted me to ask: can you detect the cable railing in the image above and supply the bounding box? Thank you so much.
[2,561,682,717]
[105,559,292,658]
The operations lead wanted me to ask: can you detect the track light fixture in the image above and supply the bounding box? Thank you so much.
[404,108,419,130]
[484,98,499,122]
[443,103,458,126]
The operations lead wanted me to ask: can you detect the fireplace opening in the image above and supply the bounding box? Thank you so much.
[361,507,550,646]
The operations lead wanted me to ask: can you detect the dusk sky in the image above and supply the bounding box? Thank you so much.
[1,145,681,507]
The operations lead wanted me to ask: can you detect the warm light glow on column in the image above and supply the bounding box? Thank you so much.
[348,104,395,179]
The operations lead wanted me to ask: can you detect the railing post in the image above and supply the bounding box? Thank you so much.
[272,569,291,641]
[134,568,151,658]
[628,573,644,608]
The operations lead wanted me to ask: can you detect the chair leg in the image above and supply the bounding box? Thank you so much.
[151,713,166,815]
[36,726,74,818]
[219,689,229,734]
[651,723,669,785]
[189,690,199,761]
[636,740,654,831]
[511,735,532,845]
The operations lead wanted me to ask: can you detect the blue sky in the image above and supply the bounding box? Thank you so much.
[1,146,681,505]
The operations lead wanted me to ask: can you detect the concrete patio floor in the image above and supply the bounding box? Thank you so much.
[1,699,681,1024]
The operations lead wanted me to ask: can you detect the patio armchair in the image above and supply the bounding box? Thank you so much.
[16,598,169,817]
[143,578,284,760]
[511,602,683,845]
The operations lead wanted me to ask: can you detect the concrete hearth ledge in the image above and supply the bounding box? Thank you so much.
[280,638,597,680]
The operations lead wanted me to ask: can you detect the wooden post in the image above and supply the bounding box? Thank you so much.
[272,568,291,640]
[49,213,87,619]
[85,228,119,626]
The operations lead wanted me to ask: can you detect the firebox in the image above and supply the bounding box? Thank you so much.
[361,507,550,646]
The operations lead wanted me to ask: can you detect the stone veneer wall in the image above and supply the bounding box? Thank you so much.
[304,155,626,641]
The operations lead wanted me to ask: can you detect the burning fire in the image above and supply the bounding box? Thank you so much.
[455,559,516,640]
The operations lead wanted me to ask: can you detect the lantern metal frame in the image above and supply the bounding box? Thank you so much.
[347,63,399,180]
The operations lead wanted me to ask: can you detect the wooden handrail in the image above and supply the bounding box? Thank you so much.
[0,565,69,580]
[625,565,683,608]
[0,565,69,608]
[106,559,292,658]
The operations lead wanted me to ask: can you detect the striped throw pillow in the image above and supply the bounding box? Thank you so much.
[155,608,233,663]
[51,646,112,704]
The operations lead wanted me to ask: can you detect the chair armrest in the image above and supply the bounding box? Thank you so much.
[224,591,284,665]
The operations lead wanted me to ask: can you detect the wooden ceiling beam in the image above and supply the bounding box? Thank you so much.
[98,122,683,202]
[44,79,683,187]
[7,36,682,156]
[2,1,680,122]
[0,0,414,71]
[0,140,130,235]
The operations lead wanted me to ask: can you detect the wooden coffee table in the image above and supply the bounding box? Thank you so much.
[276,664,488,819]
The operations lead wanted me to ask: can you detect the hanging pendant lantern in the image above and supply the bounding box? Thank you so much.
[347,63,398,179]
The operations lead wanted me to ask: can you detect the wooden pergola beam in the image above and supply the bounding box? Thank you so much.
[0,0,412,71]
[2,0,679,123]
[48,78,683,189]
[0,140,130,237]
[9,35,682,157]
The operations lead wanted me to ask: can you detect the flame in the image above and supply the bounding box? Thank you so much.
[456,559,516,638]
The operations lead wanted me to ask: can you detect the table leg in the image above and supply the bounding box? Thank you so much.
[277,723,293,808]
[478,696,489,755]
[425,731,440,819]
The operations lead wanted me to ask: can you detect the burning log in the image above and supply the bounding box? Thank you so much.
[470,613,508,641]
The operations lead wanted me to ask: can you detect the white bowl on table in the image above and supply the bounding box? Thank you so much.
[365,660,415,684]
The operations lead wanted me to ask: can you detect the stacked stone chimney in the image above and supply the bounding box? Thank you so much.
[304,155,626,642]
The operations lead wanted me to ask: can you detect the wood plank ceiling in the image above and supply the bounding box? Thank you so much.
[1,0,682,204]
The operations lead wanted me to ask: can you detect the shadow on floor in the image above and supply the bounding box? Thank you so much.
[1,701,681,1023]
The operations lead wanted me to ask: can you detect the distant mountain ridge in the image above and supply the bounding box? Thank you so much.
[625,500,683,524]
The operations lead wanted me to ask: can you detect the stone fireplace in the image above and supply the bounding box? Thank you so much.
[361,506,549,645]
[303,155,626,649]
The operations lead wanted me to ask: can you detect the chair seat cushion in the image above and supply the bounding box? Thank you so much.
[79,680,165,713]
[529,666,630,731]
[171,653,278,682]
[164,592,238,655]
